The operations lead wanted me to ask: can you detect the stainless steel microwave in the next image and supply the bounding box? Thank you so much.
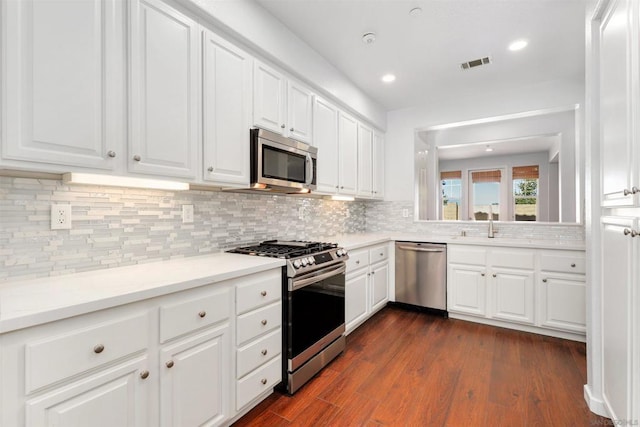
[250,128,317,193]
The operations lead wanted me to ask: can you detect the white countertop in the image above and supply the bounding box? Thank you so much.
[328,233,586,251]
[0,253,285,334]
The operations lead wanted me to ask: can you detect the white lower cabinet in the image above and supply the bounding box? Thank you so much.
[345,243,390,334]
[0,268,283,427]
[447,244,585,339]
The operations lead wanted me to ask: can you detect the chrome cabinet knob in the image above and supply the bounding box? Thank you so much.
[355,260,360,264]
[261,319,267,325]
[335,185,339,189]
[623,187,639,195]
[571,263,576,268]
[633,230,639,238]
[371,271,375,275]
[207,166,213,172]
[133,155,141,162]
[140,370,150,379]
[198,311,206,318]
[261,290,267,297]
[542,279,548,283]
[94,344,105,354]
[261,349,268,356]
[107,150,116,158]
[481,273,485,277]
[166,360,174,368]
[290,127,294,132]
[340,186,344,189]
[623,228,638,236]
[261,378,267,385]
[634,186,640,194]
[492,274,497,278]
[281,124,286,129]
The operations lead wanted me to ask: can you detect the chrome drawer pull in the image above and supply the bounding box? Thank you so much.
[542,279,548,283]
[261,319,268,326]
[571,263,576,268]
[166,360,174,368]
[198,311,206,318]
[140,370,150,380]
[93,344,105,354]
[261,290,267,297]
[261,349,268,356]
[261,378,267,385]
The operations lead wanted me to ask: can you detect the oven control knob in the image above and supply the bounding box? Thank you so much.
[293,259,302,269]
[308,257,315,265]
[335,250,342,257]
[342,250,348,257]
[301,258,308,267]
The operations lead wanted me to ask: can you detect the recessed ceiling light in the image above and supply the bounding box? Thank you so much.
[409,7,422,16]
[382,74,396,83]
[485,146,493,152]
[508,39,528,51]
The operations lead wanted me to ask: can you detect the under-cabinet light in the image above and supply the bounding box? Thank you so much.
[330,195,355,201]
[62,173,189,191]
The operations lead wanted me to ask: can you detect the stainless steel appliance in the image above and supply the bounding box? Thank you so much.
[250,128,317,193]
[395,242,447,313]
[228,240,348,394]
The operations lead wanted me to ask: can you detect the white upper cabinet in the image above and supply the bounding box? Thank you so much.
[313,96,340,193]
[129,0,199,179]
[2,0,125,170]
[337,110,358,196]
[202,30,252,186]
[356,123,373,198]
[600,0,639,207]
[372,131,385,200]
[253,60,313,144]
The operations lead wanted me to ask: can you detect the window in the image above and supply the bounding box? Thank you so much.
[512,165,539,221]
[441,171,461,220]
[470,169,502,220]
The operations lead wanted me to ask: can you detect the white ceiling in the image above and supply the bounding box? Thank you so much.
[256,0,586,111]
[436,135,559,161]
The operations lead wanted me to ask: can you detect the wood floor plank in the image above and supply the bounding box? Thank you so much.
[233,307,609,427]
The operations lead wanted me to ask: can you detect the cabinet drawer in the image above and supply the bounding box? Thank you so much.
[160,286,231,343]
[448,245,486,266]
[236,356,281,410]
[237,302,282,346]
[237,329,281,379]
[346,249,368,272]
[236,270,282,315]
[369,245,389,264]
[489,249,535,270]
[540,252,586,274]
[25,313,148,393]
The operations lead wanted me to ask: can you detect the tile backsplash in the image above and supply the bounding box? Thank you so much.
[0,178,585,282]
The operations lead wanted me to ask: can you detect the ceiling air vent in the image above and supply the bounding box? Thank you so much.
[460,56,492,70]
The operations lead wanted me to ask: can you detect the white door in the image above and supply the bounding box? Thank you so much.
[357,123,373,198]
[372,132,385,199]
[313,96,339,193]
[338,111,358,196]
[129,0,198,179]
[253,61,285,135]
[601,216,637,422]
[345,271,369,334]
[539,274,586,333]
[2,0,124,170]
[202,30,252,186]
[370,262,389,313]
[287,80,313,144]
[448,265,486,316]
[160,327,230,427]
[490,268,535,325]
[25,357,149,427]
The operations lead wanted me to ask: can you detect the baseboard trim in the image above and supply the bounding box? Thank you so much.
[584,384,609,417]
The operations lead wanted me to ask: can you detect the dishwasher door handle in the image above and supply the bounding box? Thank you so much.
[397,246,445,253]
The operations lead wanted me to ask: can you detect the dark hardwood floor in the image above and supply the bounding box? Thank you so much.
[234,306,609,426]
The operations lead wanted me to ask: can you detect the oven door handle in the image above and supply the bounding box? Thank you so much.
[290,264,346,291]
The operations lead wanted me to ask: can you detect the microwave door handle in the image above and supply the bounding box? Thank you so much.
[305,153,313,185]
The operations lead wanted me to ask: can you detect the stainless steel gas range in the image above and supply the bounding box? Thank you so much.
[228,240,348,394]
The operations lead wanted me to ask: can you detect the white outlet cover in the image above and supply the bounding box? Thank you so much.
[182,205,194,223]
[51,204,72,230]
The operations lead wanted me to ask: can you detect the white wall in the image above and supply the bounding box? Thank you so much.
[385,77,585,206]
[181,0,386,129]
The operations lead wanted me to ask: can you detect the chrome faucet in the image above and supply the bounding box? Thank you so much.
[488,204,496,238]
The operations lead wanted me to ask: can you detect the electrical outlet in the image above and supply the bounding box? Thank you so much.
[402,209,409,218]
[51,204,72,230]
[182,205,194,224]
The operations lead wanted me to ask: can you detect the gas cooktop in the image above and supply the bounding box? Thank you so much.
[227,240,338,259]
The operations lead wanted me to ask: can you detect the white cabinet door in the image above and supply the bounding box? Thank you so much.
[490,268,535,325]
[345,270,369,334]
[202,30,252,186]
[129,0,198,179]
[287,80,313,144]
[600,0,639,207]
[160,326,230,427]
[2,0,124,170]
[372,132,385,200]
[25,356,149,427]
[338,111,358,196]
[601,216,637,422]
[539,274,586,333]
[357,123,373,198]
[313,96,339,193]
[448,264,486,316]
[253,60,285,135]
[370,262,389,313]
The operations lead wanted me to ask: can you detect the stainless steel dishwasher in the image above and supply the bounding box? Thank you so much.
[395,242,447,313]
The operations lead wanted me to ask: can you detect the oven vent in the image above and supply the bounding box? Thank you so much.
[460,56,492,70]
